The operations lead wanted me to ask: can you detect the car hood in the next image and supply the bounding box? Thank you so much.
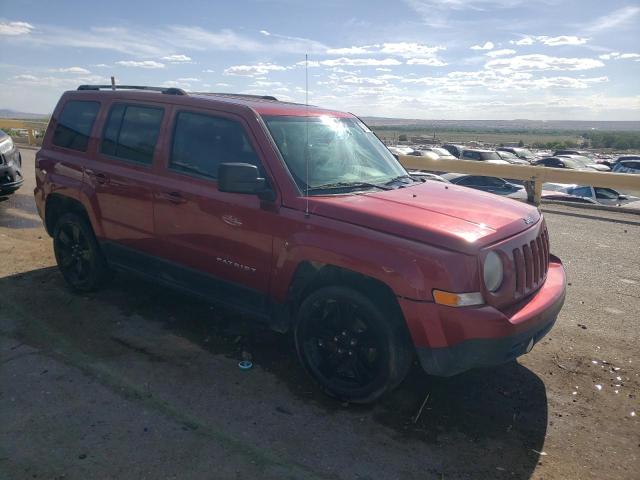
[306,181,540,254]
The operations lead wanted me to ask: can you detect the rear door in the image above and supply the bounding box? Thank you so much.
[84,101,166,257]
[152,107,275,314]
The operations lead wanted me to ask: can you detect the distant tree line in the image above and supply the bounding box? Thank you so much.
[530,139,580,150]
[580,131,640,150]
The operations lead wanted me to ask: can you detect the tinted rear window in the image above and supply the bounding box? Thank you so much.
[101,104,164,164]
[52,100,100,151]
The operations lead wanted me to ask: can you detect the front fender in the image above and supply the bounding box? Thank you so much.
[269,210,479,303]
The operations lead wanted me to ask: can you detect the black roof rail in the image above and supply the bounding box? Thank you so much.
[77,85,187,95]
[195,92,278,101]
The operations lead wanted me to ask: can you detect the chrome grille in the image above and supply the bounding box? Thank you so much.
[513,226,549,298]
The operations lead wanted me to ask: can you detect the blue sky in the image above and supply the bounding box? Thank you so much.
[1,0,639,119]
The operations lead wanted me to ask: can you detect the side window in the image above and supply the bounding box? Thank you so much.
[594,187,618,199]
[101,104,164,164]
[484,177,505,187]
[170,111,259,179]
[569,186,592,197]
[457,176,477,186]
[52,100,100,151]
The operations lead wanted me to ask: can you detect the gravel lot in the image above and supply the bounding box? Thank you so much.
[1,149,638,479]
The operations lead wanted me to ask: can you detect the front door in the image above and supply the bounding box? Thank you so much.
[152,108,275,313]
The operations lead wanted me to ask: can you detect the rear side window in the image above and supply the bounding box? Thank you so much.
[52,100,100,151]
[170,111,259,179]
[101,104,164,164]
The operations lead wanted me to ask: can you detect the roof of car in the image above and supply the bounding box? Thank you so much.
[66,85,352,118]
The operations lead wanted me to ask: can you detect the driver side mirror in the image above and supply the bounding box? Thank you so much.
[618,195,628,200]
[218,163,273,200]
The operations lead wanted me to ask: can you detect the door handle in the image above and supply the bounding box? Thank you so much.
[161,191,187,204]
[85,169,109,184]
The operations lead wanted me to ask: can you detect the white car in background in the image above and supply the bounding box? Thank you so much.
[543,183,639,206]
[420,147,457,160]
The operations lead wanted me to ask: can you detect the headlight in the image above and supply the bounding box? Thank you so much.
[483,251,504,292]
[0,137,14,155]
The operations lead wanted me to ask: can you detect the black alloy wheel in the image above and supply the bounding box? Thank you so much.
[295,286,413,403]
[53,213,108,291]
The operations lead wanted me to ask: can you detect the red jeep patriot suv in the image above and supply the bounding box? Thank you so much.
[35,85,566,403]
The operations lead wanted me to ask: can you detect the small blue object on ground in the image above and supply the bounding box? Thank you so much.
[238,360,253,370]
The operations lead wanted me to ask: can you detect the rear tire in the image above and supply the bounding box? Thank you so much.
[53,212,109,292]
[294,285,413,404]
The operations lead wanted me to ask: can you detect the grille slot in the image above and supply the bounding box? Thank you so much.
[512,226,549,298]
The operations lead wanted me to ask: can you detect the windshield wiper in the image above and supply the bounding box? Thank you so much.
[307,181,391,192]
[384,174,416,186]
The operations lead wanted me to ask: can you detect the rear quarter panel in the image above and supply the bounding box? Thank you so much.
[36,92,101,233]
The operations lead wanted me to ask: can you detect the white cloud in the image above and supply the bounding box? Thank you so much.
[176,77,200,82]
[11,73,107,87]
[305,57,403,68]
[511,36,534,46]
[202,68,215,73]
[326,42,444,59]
[259,30,271,36]
[401,69,608,92]
[326,46,374,55]
[537,35,588,46]
[0,21,33,36]
[162,80,192,89]
[471,41,494,50]
[324,57,403,66]
[406,57,448,66]
[224,62,288,76]
[13,74,39,82]
[376,67,392,72]
[162,54,192,62]
[251,80,284,88]
[116,60,165,69]
[510,35,588,46]
[585,6,640,33]
[600,52,640,61]
[6,23,327,57]
[485,49,516,57]
[405,0,529,27]
[379,42,444,58]
[486,54,604,72]
[55,67,91,74]
[94,63,109,68]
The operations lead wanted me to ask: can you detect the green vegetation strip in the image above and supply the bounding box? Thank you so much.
[0,301,332,480]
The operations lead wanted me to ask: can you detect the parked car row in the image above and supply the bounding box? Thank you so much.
[391,143,638,207]
[389,142,639,174]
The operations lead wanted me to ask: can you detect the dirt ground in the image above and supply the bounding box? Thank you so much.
[1,150,638,480]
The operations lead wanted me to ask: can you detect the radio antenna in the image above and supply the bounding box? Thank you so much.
[304,53,310,218]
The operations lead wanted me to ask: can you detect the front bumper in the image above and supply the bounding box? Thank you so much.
[399,257,566,376]
[0,149,23,194]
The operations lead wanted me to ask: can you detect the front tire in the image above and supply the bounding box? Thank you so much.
[294,286,413,403]
[53,212,108,292]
